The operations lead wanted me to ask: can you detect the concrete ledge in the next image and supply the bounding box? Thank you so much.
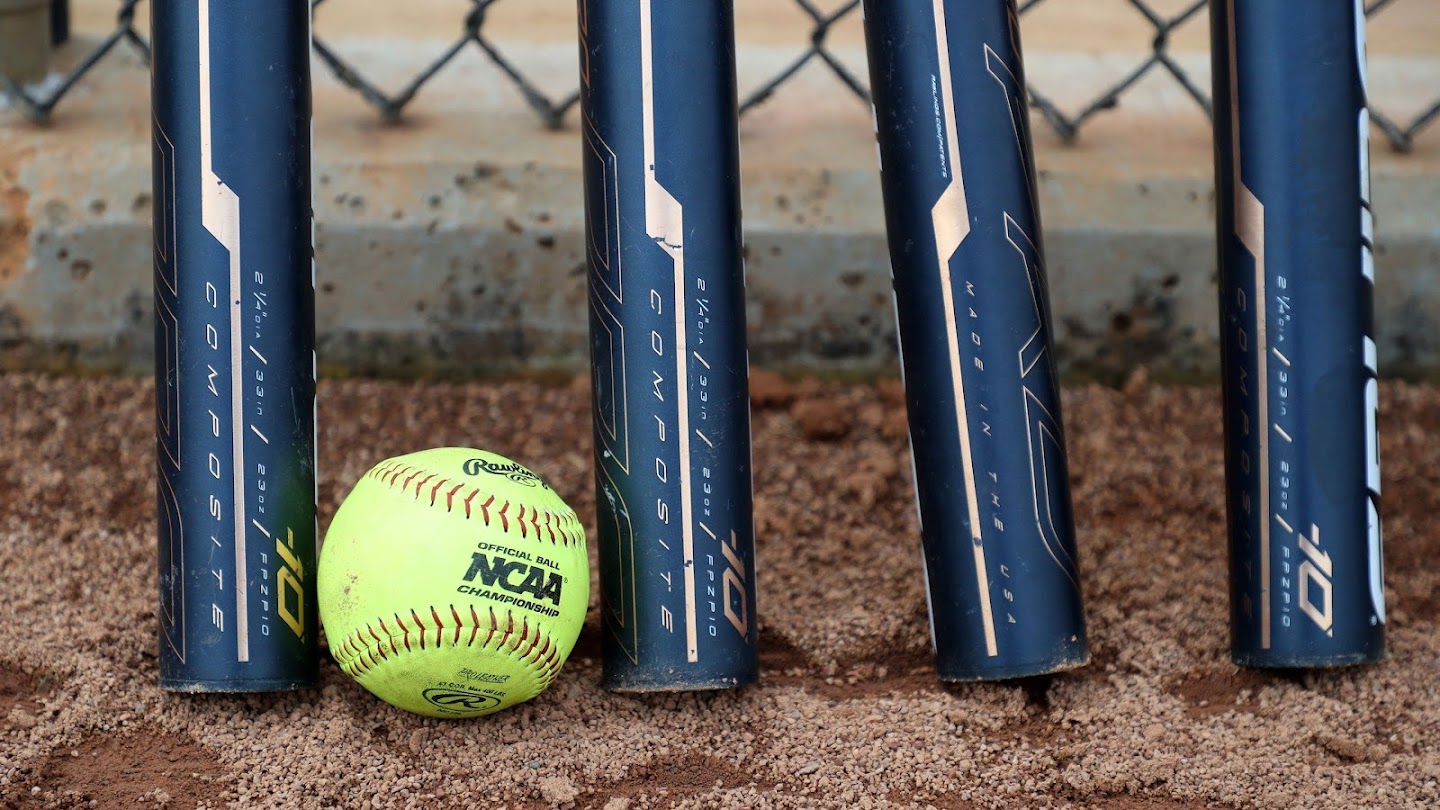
[2,36,1439,381]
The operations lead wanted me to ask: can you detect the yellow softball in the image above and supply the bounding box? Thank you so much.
[318,448,590,718]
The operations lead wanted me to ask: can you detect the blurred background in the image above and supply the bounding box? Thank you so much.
[1,0,1437,383]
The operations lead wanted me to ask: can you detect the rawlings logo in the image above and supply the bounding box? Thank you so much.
[462,458,546,488]
[421,687,500,713]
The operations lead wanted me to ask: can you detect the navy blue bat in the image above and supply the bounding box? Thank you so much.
[861,0,1088,681]
[152,0,317,690]
[578,0,758,690]
[1212,0,1385,667]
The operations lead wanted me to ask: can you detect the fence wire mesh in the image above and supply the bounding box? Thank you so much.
[1,0,1436,152]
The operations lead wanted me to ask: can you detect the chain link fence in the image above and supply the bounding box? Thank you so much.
[1,0,1436,152]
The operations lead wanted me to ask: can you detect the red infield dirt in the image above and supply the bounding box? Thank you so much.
[1,372,1436,809]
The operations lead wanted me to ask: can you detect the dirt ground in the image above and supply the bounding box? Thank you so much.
[0,372,1437,809]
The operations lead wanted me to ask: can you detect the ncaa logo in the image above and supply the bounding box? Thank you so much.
[422,687,501,714]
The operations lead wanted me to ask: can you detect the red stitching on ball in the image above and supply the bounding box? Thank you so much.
[430,606,446,648]
[391,614,413,653]
[521,623,543,660]
[411,609,427,650]
[369,461,581,548]
[482,609,497,648]
[530,636,552,666]
[368,622,384,649]
[496,611,515,651]
[350,621,393,676]
[515,617,530,652]
[339,607,563,690]
[429,478,449,506]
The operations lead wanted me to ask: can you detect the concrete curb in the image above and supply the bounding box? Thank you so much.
[2,39,1438,381]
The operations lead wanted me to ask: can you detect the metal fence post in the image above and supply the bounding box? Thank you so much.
[0,0,52,85]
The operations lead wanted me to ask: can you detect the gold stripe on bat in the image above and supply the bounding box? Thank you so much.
[640,0,699,664]
[930,0,996,658]
[1227,0,1271,650]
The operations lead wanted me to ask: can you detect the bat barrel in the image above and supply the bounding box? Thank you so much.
[579,0,759,690]
[861,0,1088,681]
[152,0,318,690]
[1212,0,1385,667]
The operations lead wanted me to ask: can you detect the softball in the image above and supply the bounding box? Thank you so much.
[318,447,589,718]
